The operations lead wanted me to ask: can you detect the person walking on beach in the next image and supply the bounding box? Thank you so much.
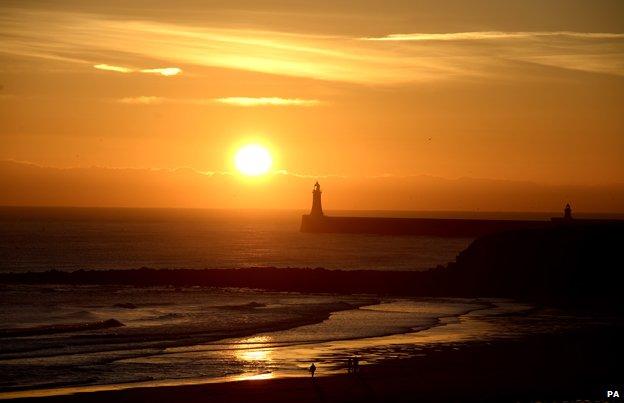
[309,362,316,378]
[353,356,359,374]
[347,357,352,374]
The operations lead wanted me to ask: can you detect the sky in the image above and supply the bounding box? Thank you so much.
[1,1,623,210]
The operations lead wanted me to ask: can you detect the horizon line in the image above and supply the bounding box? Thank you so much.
[2,159,623,188]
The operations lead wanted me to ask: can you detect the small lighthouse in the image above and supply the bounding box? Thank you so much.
[564,203,573,220]
[310,182,324,216]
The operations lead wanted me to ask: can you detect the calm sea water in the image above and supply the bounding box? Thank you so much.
[0,207,488,272]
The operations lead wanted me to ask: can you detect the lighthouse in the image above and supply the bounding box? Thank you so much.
[310,182,324,216]
[564,203,573,220]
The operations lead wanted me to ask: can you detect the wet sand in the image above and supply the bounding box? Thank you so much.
[6,326,623,403]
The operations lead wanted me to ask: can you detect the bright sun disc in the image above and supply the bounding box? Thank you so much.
[235,144,272,176]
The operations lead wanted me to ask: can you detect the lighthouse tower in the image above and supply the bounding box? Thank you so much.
[310,182,324,216]
[564,203,573,220]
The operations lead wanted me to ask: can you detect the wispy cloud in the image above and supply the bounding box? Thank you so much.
[94,63,132,73]
[361,31,624,41]
[118,96,165,105]
[214,97,321,106]
[139,67,182,76]
[357,30,624,77]
[94,64,182,76]
[116,96,321,106]
[514,54,624,77]
[274,169,346,178]
[2,9,623,84]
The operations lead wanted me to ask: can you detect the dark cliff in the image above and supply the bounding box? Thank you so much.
[442,221,624,306]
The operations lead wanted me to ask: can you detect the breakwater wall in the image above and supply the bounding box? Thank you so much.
[300,214,551,237]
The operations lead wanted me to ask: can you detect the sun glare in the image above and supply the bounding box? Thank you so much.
[234,144,272,176]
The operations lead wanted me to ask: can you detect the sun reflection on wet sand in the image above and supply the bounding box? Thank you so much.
[121,301,543,377]
[1,300,580,400]
[231,372,275,381]
[215,302,568,377]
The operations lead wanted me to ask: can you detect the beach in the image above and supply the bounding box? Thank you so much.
[5,325,622,403]
[1,284,621,402]
[0,285,524,394]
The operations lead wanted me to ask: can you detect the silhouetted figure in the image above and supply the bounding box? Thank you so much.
[353,356,360,373]
[346,358,352,373]
[310,182,323,216]
[309,362,316,378]
[564,203,573,220]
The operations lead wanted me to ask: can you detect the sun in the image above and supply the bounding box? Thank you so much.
[234,144,273,176]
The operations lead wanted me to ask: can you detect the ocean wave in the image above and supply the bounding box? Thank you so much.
[0,295,374,360]
[141,312,186,321]
[0,319,124,338]
[51,310,98,320]
[215,302,266,310]
[113,303,137,309]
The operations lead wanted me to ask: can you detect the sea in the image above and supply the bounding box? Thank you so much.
[0,207,610,396]
[0,206,580,273]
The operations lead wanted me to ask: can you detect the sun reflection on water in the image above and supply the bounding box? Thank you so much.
[235,336,273,363]
[240,349,270,361]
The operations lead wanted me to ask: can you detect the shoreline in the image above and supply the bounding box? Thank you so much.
[4,326,622,402]
[0,298,497,398]
[0,300,600,401]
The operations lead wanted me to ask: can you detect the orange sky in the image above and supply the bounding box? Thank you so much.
[1,1,623,210]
